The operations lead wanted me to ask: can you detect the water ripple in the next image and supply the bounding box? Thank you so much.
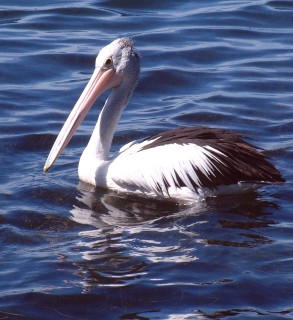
[0,0,292,319]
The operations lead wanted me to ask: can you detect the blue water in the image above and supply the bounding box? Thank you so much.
[1,1,293,319]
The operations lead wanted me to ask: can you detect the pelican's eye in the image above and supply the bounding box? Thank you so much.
[133,52,139,60]
[104,57,113,69]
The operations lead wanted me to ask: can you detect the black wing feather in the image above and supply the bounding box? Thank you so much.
[140,127,284,190]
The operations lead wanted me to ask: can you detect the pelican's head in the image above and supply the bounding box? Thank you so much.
[44,38,140,172]
[97,38,140,85]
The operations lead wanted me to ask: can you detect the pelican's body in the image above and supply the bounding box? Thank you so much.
[44,38,283,201]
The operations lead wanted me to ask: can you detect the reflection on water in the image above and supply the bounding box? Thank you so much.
[72,181,208,227]
[205,193,279,248]
[63,182,280,292]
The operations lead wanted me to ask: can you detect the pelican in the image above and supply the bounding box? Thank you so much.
[44,38,284,201]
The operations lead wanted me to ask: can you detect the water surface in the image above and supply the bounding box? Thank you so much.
[1,1,293,319]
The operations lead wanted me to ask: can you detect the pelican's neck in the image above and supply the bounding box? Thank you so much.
[86,85,131,161]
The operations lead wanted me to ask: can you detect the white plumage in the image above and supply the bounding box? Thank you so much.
[44,38,283,201]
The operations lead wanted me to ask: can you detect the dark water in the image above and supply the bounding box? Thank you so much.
[1,1,293,319]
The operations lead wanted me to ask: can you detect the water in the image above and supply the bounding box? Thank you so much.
[1,1,293,319]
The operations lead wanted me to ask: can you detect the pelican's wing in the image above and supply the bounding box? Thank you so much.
[107,127,283,199]
[108,142,224,198]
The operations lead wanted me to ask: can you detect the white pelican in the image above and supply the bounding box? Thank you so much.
[44,38,284,201]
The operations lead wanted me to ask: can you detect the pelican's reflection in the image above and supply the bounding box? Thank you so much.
[72,181,208,228]
[65,182,208,291]
[66,182,280,291]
